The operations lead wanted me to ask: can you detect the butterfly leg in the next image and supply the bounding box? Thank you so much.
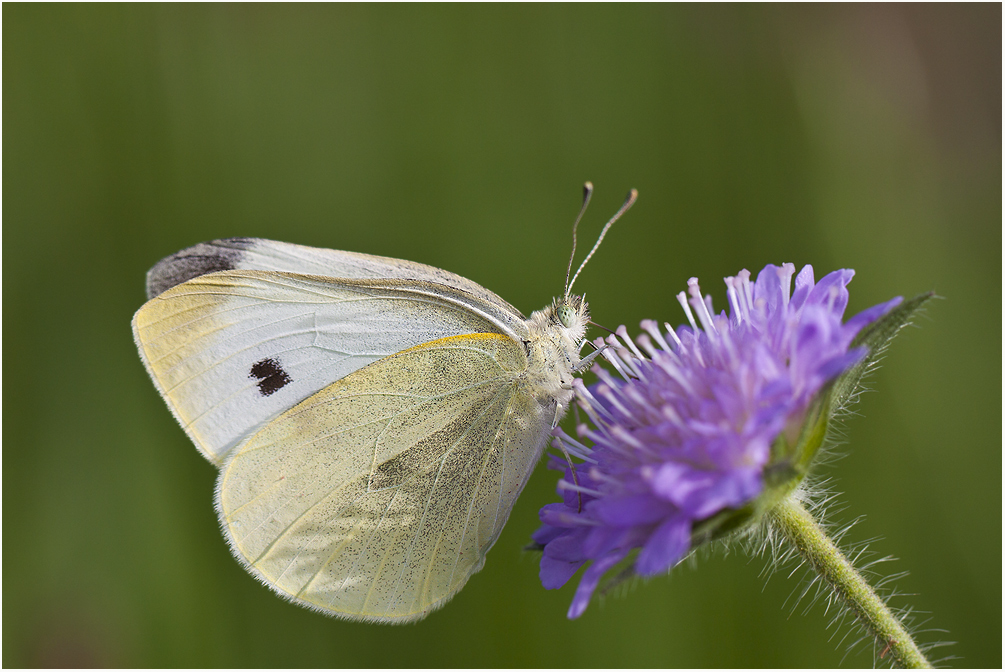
[573,345,608,372]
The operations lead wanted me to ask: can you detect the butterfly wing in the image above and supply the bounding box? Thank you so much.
[132,270,529,465]
[216,332,552,622]
[145,237,522,318]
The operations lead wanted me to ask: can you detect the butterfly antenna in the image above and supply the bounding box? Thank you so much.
[567,188,638,295]
[564,181,594,299]
[588,320,617,335]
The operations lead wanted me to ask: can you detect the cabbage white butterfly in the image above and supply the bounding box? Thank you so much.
[132,184,636,622]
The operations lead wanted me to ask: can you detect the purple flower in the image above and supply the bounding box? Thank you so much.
[535,263,902,619]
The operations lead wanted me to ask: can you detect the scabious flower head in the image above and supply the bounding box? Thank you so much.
[534,263,902,619]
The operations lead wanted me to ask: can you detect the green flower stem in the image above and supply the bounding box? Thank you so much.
[769,497,931,669]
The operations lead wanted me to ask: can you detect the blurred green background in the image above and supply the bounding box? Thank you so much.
[4,4,1000,668]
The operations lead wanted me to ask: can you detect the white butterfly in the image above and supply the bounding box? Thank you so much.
[132,185,636,622]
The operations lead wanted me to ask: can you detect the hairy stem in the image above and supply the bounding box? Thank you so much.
[769,497,930,668]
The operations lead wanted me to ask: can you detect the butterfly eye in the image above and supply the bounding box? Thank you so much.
[557,304,576,328]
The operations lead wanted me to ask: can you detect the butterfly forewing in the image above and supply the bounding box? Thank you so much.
[146,237,523,318]
[132,270,528,464]
[217,333,552,622]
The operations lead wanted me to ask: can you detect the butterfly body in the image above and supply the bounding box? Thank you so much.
[133,238,590,622]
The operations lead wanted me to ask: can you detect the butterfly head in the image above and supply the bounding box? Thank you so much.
[554,293,589,338]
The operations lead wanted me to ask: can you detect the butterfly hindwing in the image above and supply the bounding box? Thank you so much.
[216,333,552,622]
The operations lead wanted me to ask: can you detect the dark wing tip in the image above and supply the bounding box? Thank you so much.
[145,238,257,299]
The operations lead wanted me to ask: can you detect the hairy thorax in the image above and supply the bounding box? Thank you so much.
[522,295,589,413]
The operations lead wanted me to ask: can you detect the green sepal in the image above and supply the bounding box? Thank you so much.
[790,387,832,475]
[691,502,757,545]
[830,292,936,414]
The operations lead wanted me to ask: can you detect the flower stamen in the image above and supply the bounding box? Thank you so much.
[677,290,699,333]
[687,278,719,335]
[556,479,603,498]
[663,322,685,350]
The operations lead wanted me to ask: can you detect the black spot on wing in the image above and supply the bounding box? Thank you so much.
[249,357,293,396]
[145,238,255,298]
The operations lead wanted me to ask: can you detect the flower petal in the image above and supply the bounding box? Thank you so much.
[539,502,587,527]
[567,550,628,619]
[790,265,815,310]
[844,296,903,340]
[531,522,564,546]
[542,528,589,562]
[805,268,854,315]
[651,463,762,519]
[817,347,867,382]
[540,554,585,590]
[754,263,786,319]
[591,493,676,526]
[635,516,691,576]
